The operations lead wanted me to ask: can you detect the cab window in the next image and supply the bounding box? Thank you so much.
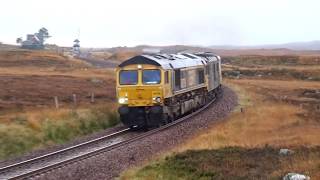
[119,70,138,85]
[143,69,161,84]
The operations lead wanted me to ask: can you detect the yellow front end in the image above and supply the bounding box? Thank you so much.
[116,64,164,107]
[117,86,163,106]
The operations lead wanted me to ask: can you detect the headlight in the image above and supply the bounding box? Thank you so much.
[152,97,161,103]
[118,97,128,104]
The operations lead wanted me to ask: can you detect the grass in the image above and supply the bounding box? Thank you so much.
[0,50,90,68]
[223,64,320,81]
[122,147,320,180]
[0,49,116,114]
[0,67,114,78]
[222,55,320,66]
[121,78,320,179]
[174,79,320,150]
[0,49,119,160]
[176,103,320,149]
[222,55,320,81]
[0,105,119,160]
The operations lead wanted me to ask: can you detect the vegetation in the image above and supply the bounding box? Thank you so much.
[123,146,320,180]
[223,55,320,66]
[175,82,320,149]
[0,106,119,160]
[0,50,119,160]
[222,56,320,81]
[121,72,320,179]
[1,49,319,178]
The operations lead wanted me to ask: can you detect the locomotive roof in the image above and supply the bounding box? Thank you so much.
[118,53,219,69]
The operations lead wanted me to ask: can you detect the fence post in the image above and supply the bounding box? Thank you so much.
[54,96,59,109]
[73,94,77,107]
[91,92,95,103]
[299,104,303,109]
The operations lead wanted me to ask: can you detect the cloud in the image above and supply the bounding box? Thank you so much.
[0,0,319,47]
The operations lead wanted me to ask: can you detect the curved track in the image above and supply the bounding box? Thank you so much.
[0,94,218,179]
[0,128,130,179]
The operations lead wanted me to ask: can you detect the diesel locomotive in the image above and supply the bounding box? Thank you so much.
[116,52,222,128]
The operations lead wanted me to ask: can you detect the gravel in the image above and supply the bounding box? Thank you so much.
[35,86,238,180]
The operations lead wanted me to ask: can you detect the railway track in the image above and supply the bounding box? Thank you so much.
[0,95,218,180]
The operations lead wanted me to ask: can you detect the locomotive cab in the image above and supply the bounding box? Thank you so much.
[116,63,167,128]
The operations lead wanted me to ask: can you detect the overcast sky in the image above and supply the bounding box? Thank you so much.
[0,0,319,47]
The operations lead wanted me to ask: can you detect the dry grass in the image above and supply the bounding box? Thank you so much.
[0,49,120,160]
[121,78,320,179]
[222,55,320,81]
[90,51,113,60]
[273,150,320,179]
[122,147,320,180]
[0,67,114,78]
[176,79,320,151]
[223,64,320,81]
[0,104,119,160]
[0,73,116,113]
[5,104,112,126]
[177,103,320,151]
[229,78,320,90]
[224,63,320,71]
[0,50,90,68]
[0,50,116,113]
[214,49,320,56]
[223,55,320,65]
[121,53,320,179]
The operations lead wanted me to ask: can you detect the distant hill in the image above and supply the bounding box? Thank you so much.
[103,42,320,56]
[210,40,320,51]
[264,41,320,50]
[86,44,320,57]
[106,45,214,54]
[0,50,90,68]
[0,43,19,51]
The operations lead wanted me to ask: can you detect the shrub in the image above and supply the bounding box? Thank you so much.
[0,106,120,160]
[0,125,41,159]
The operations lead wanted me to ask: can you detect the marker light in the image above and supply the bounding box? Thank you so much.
[152,97,161,103]
[118,97,128,104]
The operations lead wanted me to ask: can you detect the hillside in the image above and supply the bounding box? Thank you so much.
[0,49,115,113]
[210,40,320,51]
[97,45,320,58]
[0,50,89,68]
[0,49,119,160]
